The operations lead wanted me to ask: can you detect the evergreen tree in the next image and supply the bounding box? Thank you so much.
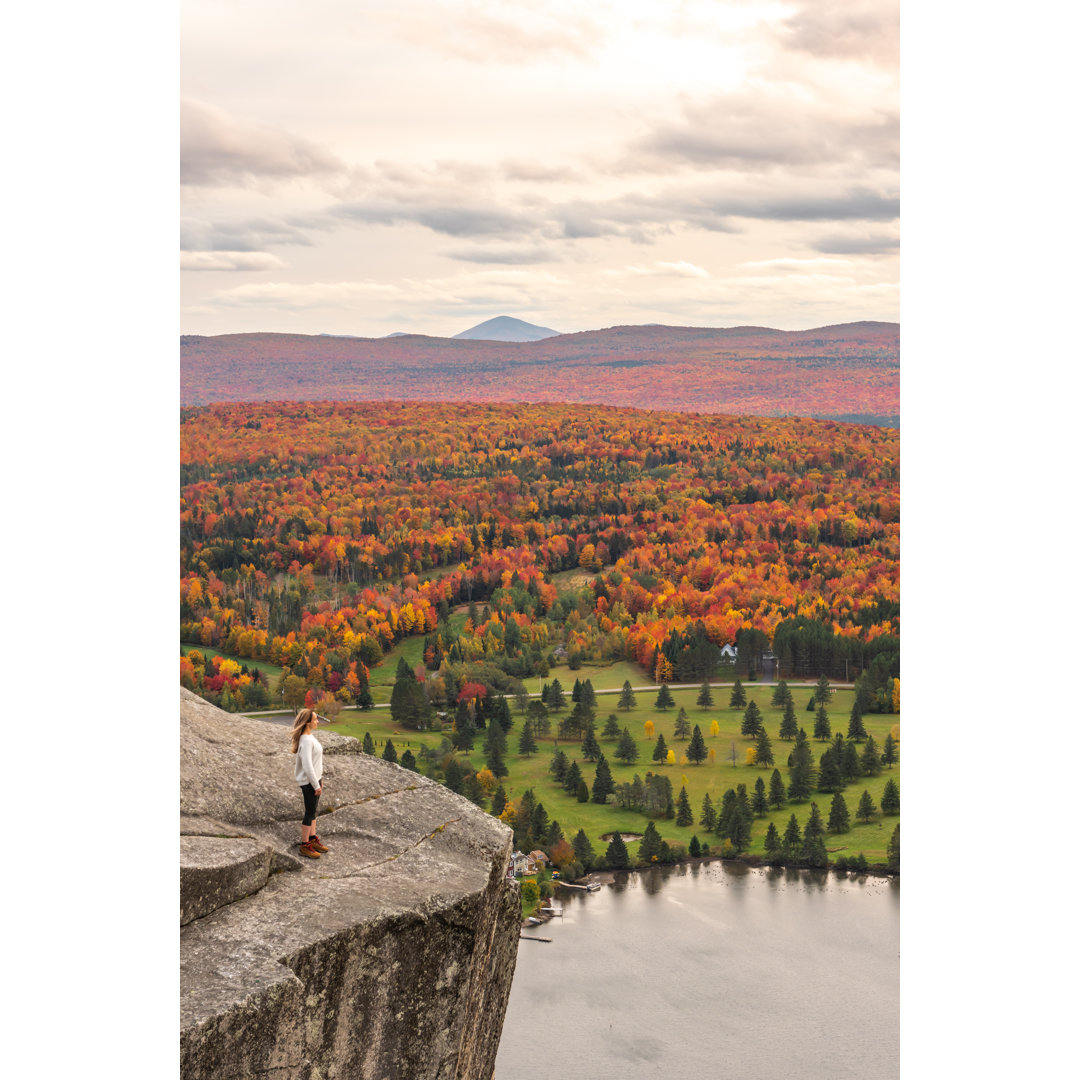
[802,805,828,867]
[491,785,507,816]
[882,732,898,768]
[517,720,538,757]
[782,814,802,859]
[493,694,513,734]
[686,724,707,764]
[576,779,589,802]
[486,737,509,779]
[880,778,900,815]
[841,739,861,781]
[603,712,622,738]
[652,732,669,763]
[729,802,752,852]
[788,728,815,801]
[547,678,566,711]
[464,772,486,807]
[752,776,768,816]
[655,684,675,711]
[806,696,816,712]
[676,786,694,826]
[563,760,583,796]
[688,834,702,858]
[531,802,550,845]
[572,828,595,870]
[362,731,376,754]
[444,758,465,794]
[526,699,551,736]
[639,820,663,861]
[768,768,787,809]
[618,681,637,710]
[580,679,597,713]
[546,820,564,849]
[592,753,615,803]
[400,748,417,771]
[741,700,764,738]
[814,673,832,706]
[847,702,868,742]
[859,734,881,776]
[700,792,717,832]
[571,677,582,703]
[382,738,399,764]
[817,747,844,792]
[828,792,851,833]
[886,824,900,871]
[581,723,601,762]
[754,726,774,766]
[716,788,737,837]
[697,680,714,708]
[674,707,691,739]
[615,728,639,765]
[779,699,798,740]
[549,747,569,782]
[604,830,630,870]
[813,704,831,741]
[764,821,782,859]
[729,678,746,708]
[856,789,877,823]
[771,679,793,708]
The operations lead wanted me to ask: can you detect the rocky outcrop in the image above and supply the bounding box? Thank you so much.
[179,688,519,1079]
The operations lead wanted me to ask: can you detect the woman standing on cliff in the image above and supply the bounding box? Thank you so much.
[290,709,328,859]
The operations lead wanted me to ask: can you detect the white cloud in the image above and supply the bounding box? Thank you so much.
[180,251,287,272]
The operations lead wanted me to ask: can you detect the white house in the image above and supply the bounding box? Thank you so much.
[720,644,738,661]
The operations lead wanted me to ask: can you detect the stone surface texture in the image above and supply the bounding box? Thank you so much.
[180,688,519,1080]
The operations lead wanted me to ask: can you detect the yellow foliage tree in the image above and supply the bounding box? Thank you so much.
[475,767,498,795]
[710,719,719,738]
[708,747,716,764]
[666,749,676,765]
[644,720,655,739]
[891,678,900,713]
[745,747,758,765]
[890,723,900,743]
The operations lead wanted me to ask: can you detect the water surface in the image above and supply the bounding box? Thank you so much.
[496,861,899,1079]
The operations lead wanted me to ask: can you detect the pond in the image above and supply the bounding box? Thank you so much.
[495,860,899,1078]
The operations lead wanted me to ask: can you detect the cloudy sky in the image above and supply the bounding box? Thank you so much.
[180,0,898,337]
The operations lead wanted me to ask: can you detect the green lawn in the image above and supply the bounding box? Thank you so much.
[325,677,899,865]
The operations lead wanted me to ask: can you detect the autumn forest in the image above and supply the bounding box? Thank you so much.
[180,401,899,716]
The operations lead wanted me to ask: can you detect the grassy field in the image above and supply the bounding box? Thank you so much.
[182,644,284,683]
[327,676,899,865]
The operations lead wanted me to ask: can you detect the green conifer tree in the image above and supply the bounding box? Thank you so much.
[856,789,877,823]
[547,678,566,711]
[549,747,569,782]
[572,829,595,870]
[880,777,900,815]
[814,673,832,706]
[847,702,868,742]
[674,707,691,739]
[828,792,851,833]
[752,776,768,816]
[741,700,764,738]
[886,824,900,871]
[362,731,376,754]
[618,681,637,710]
[652,732,669,763]
[689,834,702,858]
[563,759,583,796]
[400,748,417,771]
[779,699,798,740]
[697,680,714,708]
[730,678,747,708]
[813,704,831,741]
[639,820,663,861]
[382,738,398,764]
[576,778,589,802]
[882,732,898,768]
[859,734,881,776]
[764,821,782,858]
[655,684,675,711]
[592,753,615,803]
[603,712,622,738]
[615,728,639,765]
[782,813,802,858]
[754,726,774,766]
[768,768,787,809]
[771,679,792,708]
[676,786,694,826]
[581,723,601,762]
[491,786,507,816]
[686,724,707,764]
[604,831,630,870]
[700,792,717,831]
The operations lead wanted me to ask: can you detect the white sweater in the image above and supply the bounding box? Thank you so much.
[294,732,323,788]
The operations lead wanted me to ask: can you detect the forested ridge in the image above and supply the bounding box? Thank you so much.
[180,401,898,713]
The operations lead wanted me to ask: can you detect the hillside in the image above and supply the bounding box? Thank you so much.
[180,321,899,424]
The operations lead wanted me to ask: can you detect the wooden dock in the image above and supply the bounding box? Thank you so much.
[519,935,552,942]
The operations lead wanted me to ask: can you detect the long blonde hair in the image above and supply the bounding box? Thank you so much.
[290,708,317,754]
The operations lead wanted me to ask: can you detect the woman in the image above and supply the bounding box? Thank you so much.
[290,708,329,858]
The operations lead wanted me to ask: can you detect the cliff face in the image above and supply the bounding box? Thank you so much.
[179,688,519,1079]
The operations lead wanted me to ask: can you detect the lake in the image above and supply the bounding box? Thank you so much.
[495,861,899,1079]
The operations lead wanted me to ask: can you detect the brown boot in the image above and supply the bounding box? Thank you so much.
[309,835,329,853]
[299,841,321,858]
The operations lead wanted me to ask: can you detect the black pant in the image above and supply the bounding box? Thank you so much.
[301,783,320,826]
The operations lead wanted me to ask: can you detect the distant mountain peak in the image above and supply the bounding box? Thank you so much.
[452,315,560,342]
